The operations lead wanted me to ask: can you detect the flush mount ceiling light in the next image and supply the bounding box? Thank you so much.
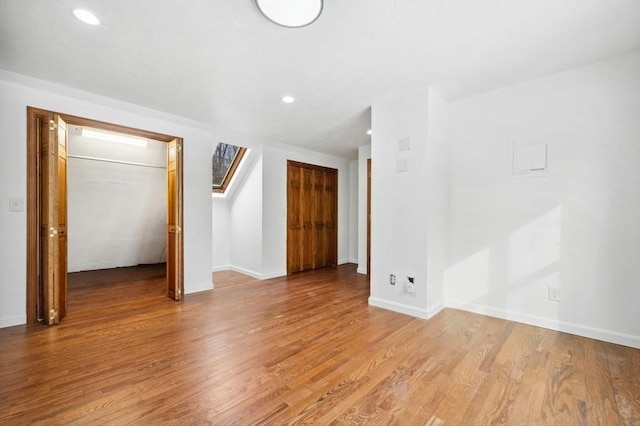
[82,128,148,147]
[73,9,100,26]
[282,95,295,103]
[255,0,323,28]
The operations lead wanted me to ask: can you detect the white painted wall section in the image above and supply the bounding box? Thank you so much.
[229,148,263,278]
[67,132,167,272]
[447,51,640,348]
[425,88,451,314]
[211,197,231,271]
[370,87,436,319]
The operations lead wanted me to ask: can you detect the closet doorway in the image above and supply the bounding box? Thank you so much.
[26,107,184,325]
[286,160,338,275]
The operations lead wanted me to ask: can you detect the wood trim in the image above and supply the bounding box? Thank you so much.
[367,158,371,278]
[26,106,184,324]
[26,108,41,323]
[212,146,246,193]
[287,160,336,173]
[166,139,184,300]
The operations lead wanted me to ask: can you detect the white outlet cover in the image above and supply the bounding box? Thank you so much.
[548,286,560,301]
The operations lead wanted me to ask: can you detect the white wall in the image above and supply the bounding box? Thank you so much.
[211,197,231,271]
[67,133,167,272]
[447,51,640,348]
[229,148,263,277]
[424,88,451,314]
[369,87,443,319]
[0,71,213,327]
[357,145,371,274]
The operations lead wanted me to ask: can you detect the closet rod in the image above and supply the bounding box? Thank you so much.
[68,154,166,169]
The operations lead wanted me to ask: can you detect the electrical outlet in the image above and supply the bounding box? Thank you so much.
[390,274,396,285]
[548,286,560,302]
[406,276,415,294]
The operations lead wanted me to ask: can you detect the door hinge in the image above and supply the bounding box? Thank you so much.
[176,144,182,152]
[49,227,57,238]
[49,308,58,324]
[49,119,57,131]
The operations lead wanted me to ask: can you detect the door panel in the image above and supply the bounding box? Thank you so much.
[56,118,68,320]
[39,115,67,324]
[301,167,314,271]
[323,170,337,267]
[286,161,338,275]
[287,166,302,274]
[313,169,325,268]
[167,139,184,300]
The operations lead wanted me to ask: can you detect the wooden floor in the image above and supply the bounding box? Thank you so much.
[1,264,638,425]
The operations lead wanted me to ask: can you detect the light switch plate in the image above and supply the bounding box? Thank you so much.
[513,141,549,177]
[9,197,24,212]
[398,137,411,151]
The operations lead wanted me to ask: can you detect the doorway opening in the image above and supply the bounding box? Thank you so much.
[26,107,184,325]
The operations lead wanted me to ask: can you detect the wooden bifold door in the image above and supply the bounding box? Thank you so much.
[287,161,338,275]
[27,107,184,325]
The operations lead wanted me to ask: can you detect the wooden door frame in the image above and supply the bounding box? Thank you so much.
[26,107,184,324]
[367,158,371,278]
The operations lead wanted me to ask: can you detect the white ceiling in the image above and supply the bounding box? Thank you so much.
[1,0,639,158]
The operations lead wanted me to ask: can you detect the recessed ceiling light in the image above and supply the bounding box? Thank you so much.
[255,0,323,28]
[282,95,295,103]
[73,9,100,26]
[366,129,372,135]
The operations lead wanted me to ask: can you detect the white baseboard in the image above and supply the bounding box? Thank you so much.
[185,282,214,294]
[211,265,231,272]
[227,265,286,280]
[357,267,368,275]
[446,299,640,350]
[368,297,443,320]
[427,300,446,319]
[0,315,26,328]
[229,265,262,279]
[260,270,286,280]
[338,258,351,265]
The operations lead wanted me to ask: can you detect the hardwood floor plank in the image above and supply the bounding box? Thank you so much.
[606,343,640,425]
[1,264,638,425]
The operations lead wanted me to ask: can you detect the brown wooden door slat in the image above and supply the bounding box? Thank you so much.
[166,139,184,300]
[39,115,68,324]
